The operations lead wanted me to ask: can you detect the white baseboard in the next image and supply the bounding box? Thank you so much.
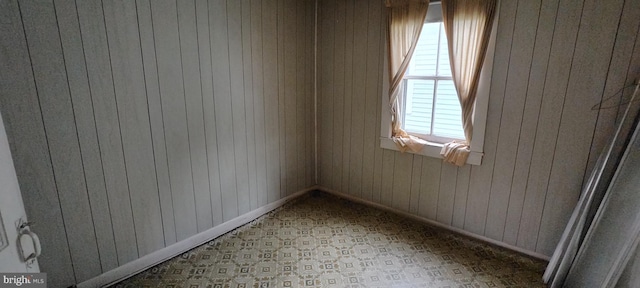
[317,186,550,262]
[79,186,318,288]
[80,184,547,287]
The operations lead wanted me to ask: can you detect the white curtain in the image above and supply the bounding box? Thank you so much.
[385,0,430,153]
[440,0,497,166]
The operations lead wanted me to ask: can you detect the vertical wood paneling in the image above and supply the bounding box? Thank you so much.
[103,0,165,256]
[418,157,441,220]
[277,0,287,198]
[391,153,413,212]
[506,0,559,246]
[318,0,334,187]
[347,0,368,198]
[303,0,311,187]
[296,0,307,190]
[195,0,223,227]
[452,165,470,229]
[1,0,315,286]
[517,0,584,251]
[227,0,251,215]
[464,0,517,236]
[0,2,75,286]
[55,0,118,272]
[21,0,104,279]
[436,163,457,226]
[150,0,197,240]
[284,0,297,195]
[371,4,386,204]
[361,0,383,201]
[485,0,541,241]
[210,0,238,221]
[617,30,640,124]
[409,157,423,215]
[317,0,640,257]
[250,0,268,207]
[241,0,258,209]
[582,0,640,191]
[331,0,346,193]
[176,0,212,232]
[307,0,316,186]
[19,5,103,276]
[537,0,625,255]
[136,0,177,245]
[5,0,640,284]
[262,0,281,203]
[380,149,395,207]
[341,0,354,194]
[76,0,139,264]
[111,1,164,248]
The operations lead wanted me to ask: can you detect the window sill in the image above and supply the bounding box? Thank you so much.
[380,137,483,165]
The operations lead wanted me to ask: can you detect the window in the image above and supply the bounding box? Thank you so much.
[380,2,497,165]
[402,21,465,142]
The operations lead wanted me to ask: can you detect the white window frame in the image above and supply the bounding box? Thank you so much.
[380,2,498,166]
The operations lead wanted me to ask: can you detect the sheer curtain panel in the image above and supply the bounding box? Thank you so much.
[386,0,430,152]
[440,0,496,166]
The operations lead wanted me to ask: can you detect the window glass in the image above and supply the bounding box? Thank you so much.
[402,22,464,141]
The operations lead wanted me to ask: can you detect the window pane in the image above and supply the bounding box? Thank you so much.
[401,21,464,142]
[433,80,465,139]
[403,79,434,135]
[437,25,452,77]
[407,23,440,76]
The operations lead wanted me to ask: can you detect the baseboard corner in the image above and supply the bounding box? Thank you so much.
[79,186,317,288]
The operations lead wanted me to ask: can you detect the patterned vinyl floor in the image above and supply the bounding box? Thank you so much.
[114,191,547,288]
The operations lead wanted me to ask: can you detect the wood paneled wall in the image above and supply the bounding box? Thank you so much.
[2,0,640,285]
[317,0,640,257]
[0,0,315,286]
